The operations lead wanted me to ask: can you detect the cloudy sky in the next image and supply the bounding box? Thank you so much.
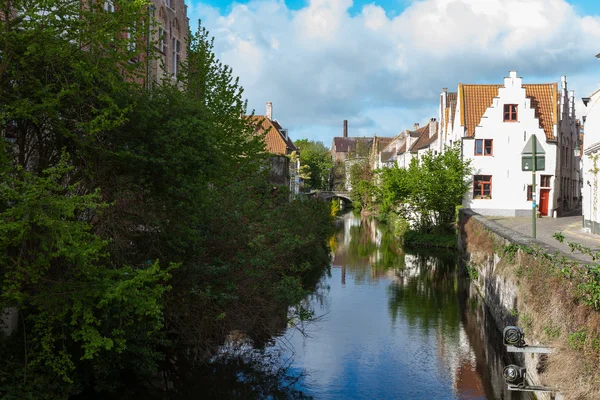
[187,0,600,145]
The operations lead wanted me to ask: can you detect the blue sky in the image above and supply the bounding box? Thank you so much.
[194,0,599,17]
[187,0,600,144]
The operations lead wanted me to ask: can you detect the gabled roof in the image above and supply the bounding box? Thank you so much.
[409,121,438,152]
[396,142,406,155]
[381,151,394,163]
[249,115,297,155]
[373,137,394,152]
[458,83,558,141]
[271,119,297,153]
[395,129,421,155]
[332,137,373,153]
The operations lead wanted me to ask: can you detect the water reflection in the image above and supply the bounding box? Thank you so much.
[279,212,526,399]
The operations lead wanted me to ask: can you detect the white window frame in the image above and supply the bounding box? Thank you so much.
[104,1,115,12]
[158,27,166,53]
[127,26,137,52]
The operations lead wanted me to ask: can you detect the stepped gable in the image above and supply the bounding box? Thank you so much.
[459,82,558,141]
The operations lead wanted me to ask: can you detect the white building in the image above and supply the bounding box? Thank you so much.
[380,120,439,169]
[582,89,600,234]
[444,71,578,217]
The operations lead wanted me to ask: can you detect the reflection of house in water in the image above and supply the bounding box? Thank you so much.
[331,213,402,285]
[436,327,486,399]
[391,254,438,285]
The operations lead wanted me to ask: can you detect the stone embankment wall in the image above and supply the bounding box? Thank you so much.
[458,209,573,400]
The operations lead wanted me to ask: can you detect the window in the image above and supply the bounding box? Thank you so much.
[158,27,166,53]
[104,1,114,12]
[127,27,136,52]
[541,175,552,187]
[503,104,518,121]
[527,185,532,201]
[475,139,493,156]
[473,175,492,199]
[165,0,172,7]
[172,38,180,77]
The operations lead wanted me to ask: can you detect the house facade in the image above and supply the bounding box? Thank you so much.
[446,71,578,217]
[582,88,600,234]
[150,0,190,84]
[250,102,300,194]
[380,120,438,169]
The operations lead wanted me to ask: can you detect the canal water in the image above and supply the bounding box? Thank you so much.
[272,212,527,400]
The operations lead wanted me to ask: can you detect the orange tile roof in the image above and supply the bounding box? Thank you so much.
[523,83,558,141]
[458,83,558,141]
[248,115,297,155]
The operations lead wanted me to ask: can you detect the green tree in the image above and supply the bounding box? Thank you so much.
[349,159,375,210]
[294,139,333,190]
[378,144,471,233]
[0,8,333,398]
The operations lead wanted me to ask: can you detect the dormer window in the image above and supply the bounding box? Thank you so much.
[503,104,518,122]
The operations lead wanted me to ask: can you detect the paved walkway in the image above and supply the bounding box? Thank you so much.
[488,210,600,264]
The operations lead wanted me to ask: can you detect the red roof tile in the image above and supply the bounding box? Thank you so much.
[459,83,558,141]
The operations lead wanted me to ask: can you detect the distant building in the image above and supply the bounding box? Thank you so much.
[330,120,375,162]
[150,0,190,84]
[250,102,298,156]
[330,120,393,190]
[249,102,300,194]
[443,71,579,217]
[379,120,439,169]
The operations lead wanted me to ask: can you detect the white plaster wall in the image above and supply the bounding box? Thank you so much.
[462,73,559,216]
[582,90,600,231]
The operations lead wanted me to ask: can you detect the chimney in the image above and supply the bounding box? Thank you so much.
[413,123,420,130]
[266,102,273,120]
[343,120,348,137]
[406,131,413,149]
[429,118,437,138]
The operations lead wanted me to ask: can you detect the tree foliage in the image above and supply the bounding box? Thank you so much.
[0,5,332,398]
[293,139,333,190]
[378,144,471,233]
[349,159,376,210]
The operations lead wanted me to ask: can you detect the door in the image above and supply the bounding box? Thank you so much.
[539,189,550,216]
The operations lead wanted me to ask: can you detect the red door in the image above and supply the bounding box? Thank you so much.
[539,189,550,216]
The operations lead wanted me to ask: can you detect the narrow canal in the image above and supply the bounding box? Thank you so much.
[273,212,528,399]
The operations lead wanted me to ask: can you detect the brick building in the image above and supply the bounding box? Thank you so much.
[149,0,189,84]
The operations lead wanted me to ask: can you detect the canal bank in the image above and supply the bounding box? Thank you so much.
[459,209,600,400]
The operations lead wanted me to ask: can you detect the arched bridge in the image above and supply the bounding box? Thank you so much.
[315,191,353,202]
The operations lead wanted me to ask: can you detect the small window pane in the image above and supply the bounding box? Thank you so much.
[475,139,483,155]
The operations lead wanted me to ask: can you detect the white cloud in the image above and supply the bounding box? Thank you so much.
[189,0,600,143]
